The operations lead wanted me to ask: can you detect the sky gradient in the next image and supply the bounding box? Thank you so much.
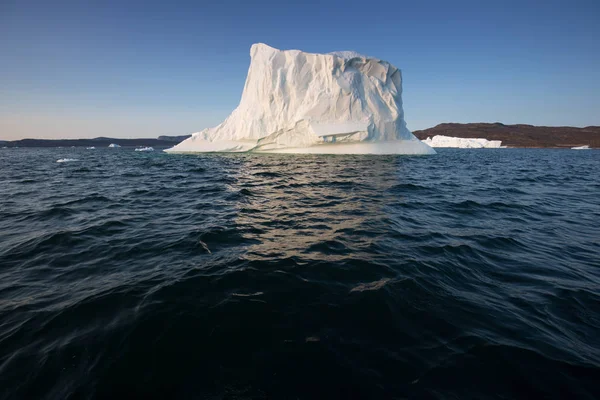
[1,0,599,140]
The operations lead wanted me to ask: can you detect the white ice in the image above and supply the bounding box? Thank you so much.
[422,135,503,148]
[57,158,78,163]
[165,44,434,155]
[135,147,154,152]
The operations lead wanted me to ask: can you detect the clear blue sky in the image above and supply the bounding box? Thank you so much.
[1,0,599,139]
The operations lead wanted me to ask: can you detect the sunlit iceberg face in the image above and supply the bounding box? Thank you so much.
[166,44,435,155]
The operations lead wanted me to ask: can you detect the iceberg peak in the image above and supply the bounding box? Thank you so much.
[250,42,278,57]
[166,44,435,154]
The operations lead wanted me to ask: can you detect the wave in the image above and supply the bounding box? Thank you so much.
[0,148,598,399]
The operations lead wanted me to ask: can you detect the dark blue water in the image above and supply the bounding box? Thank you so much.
[1,147,599,399]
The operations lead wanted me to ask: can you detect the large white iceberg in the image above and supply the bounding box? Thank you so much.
[165,44,434,155]
[422,135,503,148]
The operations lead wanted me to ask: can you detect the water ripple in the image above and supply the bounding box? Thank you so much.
[0,147,599,399]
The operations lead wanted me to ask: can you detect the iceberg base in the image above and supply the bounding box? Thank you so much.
[164,139,436,155]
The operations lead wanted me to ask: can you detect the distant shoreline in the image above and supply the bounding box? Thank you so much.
[0,135,191,148]
[1,124,599,148]
[412,123,599,148]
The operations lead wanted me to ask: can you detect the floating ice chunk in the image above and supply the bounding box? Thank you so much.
[166,43,435,155]
[135,146,154,152]
[108,143,121,148]
[86,146,95,150]
[57,158,78,163]
[571,145,590,150]
[422,135,503,148]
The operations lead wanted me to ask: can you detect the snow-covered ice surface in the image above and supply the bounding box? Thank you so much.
[166,44,434,155]
[422,135,503,148]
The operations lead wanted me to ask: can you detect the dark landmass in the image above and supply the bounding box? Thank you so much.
[413,123,600,148]
[0,135,192,148]
[157,135,192,142]
[3,124,600,148]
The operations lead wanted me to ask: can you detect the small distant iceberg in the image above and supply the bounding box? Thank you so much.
[57,158,78,163]
[135,146,154,152]
[108,143,121,148]
[571,145,590,150]
[422,135,503,148]
[86,146,96,150]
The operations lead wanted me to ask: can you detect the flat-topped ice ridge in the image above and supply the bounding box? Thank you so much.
[166,43,434,155]
[423,135,503,148]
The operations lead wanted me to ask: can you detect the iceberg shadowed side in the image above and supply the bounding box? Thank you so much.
[166,43,435,155]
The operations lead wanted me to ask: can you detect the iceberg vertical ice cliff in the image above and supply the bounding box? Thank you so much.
[165,43,435,154]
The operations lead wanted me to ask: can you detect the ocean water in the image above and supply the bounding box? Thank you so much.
[0,147,599,399]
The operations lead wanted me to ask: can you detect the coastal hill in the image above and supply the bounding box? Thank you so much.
[0,135,192,148]
[413,123,600,148]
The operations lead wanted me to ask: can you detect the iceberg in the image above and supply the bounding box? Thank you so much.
[571,145,590,150]
[422,135,503,148]
[165,43,434,155]
[108,143,121,148]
